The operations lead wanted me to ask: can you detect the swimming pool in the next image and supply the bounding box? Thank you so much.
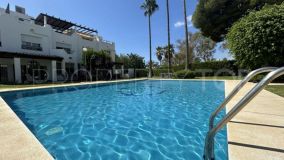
[1,80,227,160]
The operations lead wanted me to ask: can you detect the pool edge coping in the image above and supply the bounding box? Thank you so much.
[0,78,233,159]
[0,78,148,160]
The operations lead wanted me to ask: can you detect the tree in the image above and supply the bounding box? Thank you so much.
[166,0,172,73]
[155,45,175,65]
[141,0,159,77]
[175,32,216,63]
[82,50,111,70]
[156,46,164,65]
[116,53,146,69]
[227,3,284,69]
[164,44,175,63]
[175,32,195,65]
[194,32,216,62]
[183,0,190,70]
[192,0,283,42]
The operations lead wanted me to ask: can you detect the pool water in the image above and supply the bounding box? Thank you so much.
[2,80,228,160]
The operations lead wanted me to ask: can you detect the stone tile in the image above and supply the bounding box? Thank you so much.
[225,81,284,160]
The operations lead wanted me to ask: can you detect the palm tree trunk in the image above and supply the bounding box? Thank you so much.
[167,0,171,74]
[148,15,153,77]
[184,0,190,70]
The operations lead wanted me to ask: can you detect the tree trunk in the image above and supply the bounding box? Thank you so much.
[184,0,190,70]
[148,15,153,78]
[167,0,171,73]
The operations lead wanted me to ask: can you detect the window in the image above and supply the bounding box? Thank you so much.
[56,42,72,54]
[56,62,62,75]
[0,65,8,82]
[21,34,42,51]
[56,47,71,54]
[21,41,42,51]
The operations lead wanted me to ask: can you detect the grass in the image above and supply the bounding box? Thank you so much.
[196,76,243,80]
[265,85,284,97]
[0,83,73,90]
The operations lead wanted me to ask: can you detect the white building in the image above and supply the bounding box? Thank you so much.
[0,5,116,83]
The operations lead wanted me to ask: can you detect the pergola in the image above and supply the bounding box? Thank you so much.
[34,13,98,36]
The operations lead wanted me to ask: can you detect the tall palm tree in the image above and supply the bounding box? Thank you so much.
[141,0,159,77]
[183,0,190,70]
[166,0,171,73]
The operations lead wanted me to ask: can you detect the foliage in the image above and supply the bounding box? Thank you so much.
[82,50,111,69]
[141,0,159,77]
[174,32,216,65]
[135,69,149,78]
[192,0,283,42]
[175,33,194,65]
[156,47,164,64]
[154,60,238,77]
[227,3,284,69]
[116,53,146,69]
[193,32,216,62]
[155,45,175,65]
[173,70,196,79]
[140,0,159,16]
[192,60,239,76]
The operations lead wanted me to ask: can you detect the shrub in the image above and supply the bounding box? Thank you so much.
[227,3,284,69]
[192,60,239,76]
[135,69,148,78]
[174,70,196,79]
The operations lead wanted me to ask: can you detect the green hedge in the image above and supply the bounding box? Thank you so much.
[173,70,196,79]
[227,3,284,69]
[135,69,148,78]
[154,60,240,77]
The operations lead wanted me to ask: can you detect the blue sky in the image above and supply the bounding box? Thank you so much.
[0,0,230,62]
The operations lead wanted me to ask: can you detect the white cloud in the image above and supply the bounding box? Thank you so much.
[174,15,193,28]
[174,21,185,27]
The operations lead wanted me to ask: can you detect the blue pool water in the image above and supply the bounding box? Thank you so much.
[1,80,227,160]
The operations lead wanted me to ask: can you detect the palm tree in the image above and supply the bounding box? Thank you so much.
[166,0,171,73]
[183,0,190,70]
[156,46,164,65]
[141,0,159,77]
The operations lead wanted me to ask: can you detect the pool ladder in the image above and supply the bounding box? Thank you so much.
[204,67,284,160]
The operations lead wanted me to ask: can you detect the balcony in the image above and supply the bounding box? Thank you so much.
[21,44,43,51]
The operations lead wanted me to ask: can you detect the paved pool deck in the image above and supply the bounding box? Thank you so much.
[0,79,283,160]
[226,81,284,160]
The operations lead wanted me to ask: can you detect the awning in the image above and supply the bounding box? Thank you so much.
[0,51,64,61]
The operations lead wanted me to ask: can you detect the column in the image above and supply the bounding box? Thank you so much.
[61,60,66,75]
[74,63,78,74]
[44,16,47,27]
[51,60,57,82]
[121,65,124,77]
[14,58,22,83]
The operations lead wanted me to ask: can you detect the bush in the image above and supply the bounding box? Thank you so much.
[174,70,196,79]
[135,69,148,78]
[227,3,284,69]
[156,60,240,77]
[192,60,239,76]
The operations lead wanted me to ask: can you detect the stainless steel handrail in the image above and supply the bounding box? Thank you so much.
[209,67,277,130]
[204,67,284,160]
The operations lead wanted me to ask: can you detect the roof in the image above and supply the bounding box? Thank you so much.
[34,13,98,35]
[0,51,64,61]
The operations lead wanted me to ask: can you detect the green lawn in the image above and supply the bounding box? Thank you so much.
[0,83,72,90]
[197,76,243,80]
[265,85,284,97]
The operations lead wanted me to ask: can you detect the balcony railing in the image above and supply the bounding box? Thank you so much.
[22,45,43,51]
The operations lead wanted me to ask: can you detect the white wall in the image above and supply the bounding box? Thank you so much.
[0,8,116,65]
